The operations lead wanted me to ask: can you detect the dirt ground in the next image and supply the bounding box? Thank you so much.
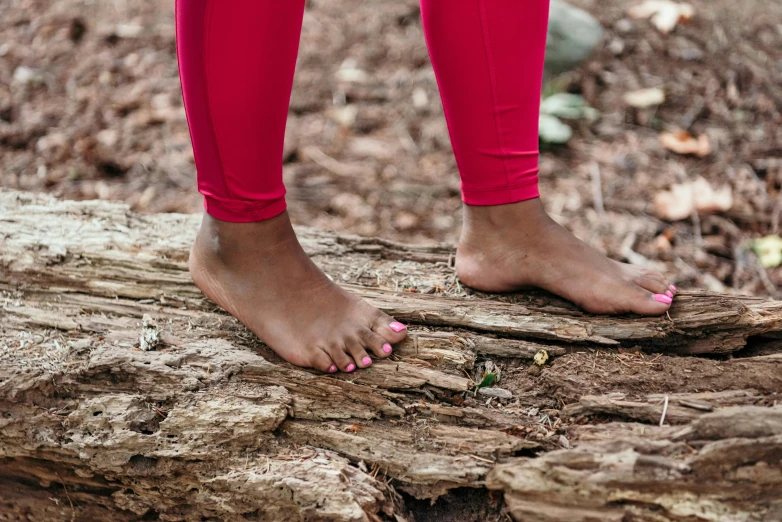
[2,0,781,297]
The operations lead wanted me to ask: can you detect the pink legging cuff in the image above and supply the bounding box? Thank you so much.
[203,194,287,223]
[461,174,540,206]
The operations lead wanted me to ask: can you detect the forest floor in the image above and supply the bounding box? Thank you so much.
[2,1,782,521]
[2,0,781,296]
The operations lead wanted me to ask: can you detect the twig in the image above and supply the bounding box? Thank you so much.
[620,232,658,268]
[469,454,496,463]
[590,162,605,218]
[771,199,781,235]
[394,121,419,156]
[301,145,371,177]
[659,395,669,427]
[55,471,76,522]
[679,96,704,130]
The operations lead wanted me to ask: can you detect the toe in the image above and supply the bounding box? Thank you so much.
[328,345,356,373]
[359,328,394,359]
[627,287,673,316]
[619,264,675,298]
[370,311,408,344]
[346,338,373,369]
[629,272,669,295]
[309,348,338,374]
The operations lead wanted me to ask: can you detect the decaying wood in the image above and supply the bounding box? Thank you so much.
[487,406,782,522]
[2,190,781,521]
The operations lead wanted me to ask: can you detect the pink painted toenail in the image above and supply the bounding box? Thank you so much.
[383,343,393,353]
[665,290,673,298]
[389,322,407,332]
[362,356,372,366]
[670,285,677,292]
[346,363,356,372]
[328,365,337,373]
[654,294,672,304]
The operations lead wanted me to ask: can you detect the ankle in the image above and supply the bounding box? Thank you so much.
[198,212,295,251]
[461,198,549,239]
[194,212,301,265]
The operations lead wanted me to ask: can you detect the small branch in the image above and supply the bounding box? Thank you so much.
[55,472,76,522]
[659,395,669,427]
[301,145,372,177]
[590,162,605,218]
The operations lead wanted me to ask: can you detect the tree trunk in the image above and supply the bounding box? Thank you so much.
[2,190,781,522]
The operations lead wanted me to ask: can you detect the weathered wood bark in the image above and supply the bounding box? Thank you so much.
[2,190,781,521]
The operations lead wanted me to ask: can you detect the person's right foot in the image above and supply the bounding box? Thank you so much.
[189,212,408,373]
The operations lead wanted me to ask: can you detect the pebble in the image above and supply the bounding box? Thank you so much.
[13,66,44,85]
[478,387,513,399]
[545,0,604,77]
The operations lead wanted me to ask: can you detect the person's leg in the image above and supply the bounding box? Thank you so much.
[420,0,675,315]
[176,0,406,372]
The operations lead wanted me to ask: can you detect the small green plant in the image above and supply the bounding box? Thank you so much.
[750,235,782,268]
[538,83,599,145]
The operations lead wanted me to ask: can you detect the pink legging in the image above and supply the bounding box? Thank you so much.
[175,1,550,222]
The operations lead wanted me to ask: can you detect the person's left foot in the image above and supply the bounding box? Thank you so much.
[455,199,677,315]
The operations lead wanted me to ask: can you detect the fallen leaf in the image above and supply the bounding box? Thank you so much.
[533,349,549,366]
[660,130,711,157]
[628,1,694,33]
[335,58,369,83]
[326,105,358,127]
[115,24,144,39]
[750,235,782,268]
[653,176,733,221]
[623,87,665,108]
[654,233,672,252]
[412,87,428,109]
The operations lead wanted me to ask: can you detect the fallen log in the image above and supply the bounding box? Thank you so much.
[2,190,781,521]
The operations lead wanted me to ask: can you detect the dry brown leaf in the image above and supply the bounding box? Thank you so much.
[654,234,672,252]
[628,1,695,33]
[659,130,711,158]
[654,177,733,221]
[624,87,666,108]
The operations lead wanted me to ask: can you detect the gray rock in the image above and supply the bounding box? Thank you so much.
[478,387,514,400]
[545,0,604,77]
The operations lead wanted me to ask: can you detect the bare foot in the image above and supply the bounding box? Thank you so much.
[189,212,408,373]
[455,199,677,315]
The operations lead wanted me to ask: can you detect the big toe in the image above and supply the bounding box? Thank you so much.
[626,286,673,316]
[370,311,408,344]
[579,278,672,316]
